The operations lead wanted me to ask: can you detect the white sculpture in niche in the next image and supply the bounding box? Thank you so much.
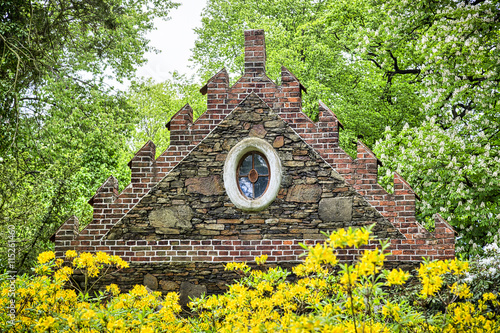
[223,137,282,211]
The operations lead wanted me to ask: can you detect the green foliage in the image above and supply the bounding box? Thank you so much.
[0,84,135,273]
[126,74,207,157]
[371,0,500,255]
[192,0,425,153]
[0,0,178,273]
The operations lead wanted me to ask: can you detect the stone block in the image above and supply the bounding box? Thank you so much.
[264,120,285,128]
[159,280,178,291]
[205,224,225,230]
[179,281,207,307]
[186,175,225,196]
[149,206,194,233]
[156,228,180,235]
[286,184,322,203]
[200,229,220,235]
[143,273,158,290]
[319,197,352,222]
[249,124,267,138]
[273,136,284,148]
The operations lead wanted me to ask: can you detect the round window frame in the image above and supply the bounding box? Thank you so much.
[236,151,270,199]
[223,137,281,211]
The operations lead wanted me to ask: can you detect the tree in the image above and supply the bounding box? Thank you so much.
[359,0,500,129]
[126,74,207,157]
[0,82,136,273]
[0,0,178,272]
[375,120,499,255]
[1,0,178,131]
[368,0,500,255]
[191,0,425,153]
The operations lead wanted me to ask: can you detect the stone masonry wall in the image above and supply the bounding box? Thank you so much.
[107,94,401,242]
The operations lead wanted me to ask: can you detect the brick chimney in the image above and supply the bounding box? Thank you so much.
[244,29,266,75]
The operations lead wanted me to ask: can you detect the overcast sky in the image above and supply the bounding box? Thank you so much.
[135,0,207,83]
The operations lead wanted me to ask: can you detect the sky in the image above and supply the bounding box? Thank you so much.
[135,0,207,83]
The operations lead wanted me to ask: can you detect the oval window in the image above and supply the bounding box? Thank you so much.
[237,152,270,199]
[223,137,281,211]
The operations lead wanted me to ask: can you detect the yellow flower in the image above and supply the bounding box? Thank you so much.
[140,326,154,333]
[448,259,469,275]
[256,281,273,294]
[225,262,249,272]
[66,315,75,327]
[328,226,372,249]
[87,265,100,278]
[106,284,121,296]
[74,252,94,268]
[307,243,338,267]
[329,228,349,248]
[54,266,73,282]
[95,251,111,264]
[35,316,55,332]
[420,274,443,298]
[37,251,55,264]
[130,285,149,297]
[451,303,474,325]
[107,318,124,331]
[483,293,497,301]
[114,300,125,310]
[340,270,358,285]
[65,250,77,258]
[111,256,129,269]
[385,268,411,286]
[255,254,268,265]
[382,302,401,321]
[81,309,96,321]
[353,228,371,247]
[357,250,385,276]
[34,265,51,275]
[450,282,472,299]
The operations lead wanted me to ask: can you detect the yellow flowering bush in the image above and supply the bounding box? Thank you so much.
[1,226,499,332]
[189,225,500,332]
[0,251,187,332]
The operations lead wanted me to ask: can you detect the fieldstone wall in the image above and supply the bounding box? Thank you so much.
[107,94,401,242]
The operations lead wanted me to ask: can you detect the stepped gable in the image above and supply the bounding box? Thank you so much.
[53,29,455,296]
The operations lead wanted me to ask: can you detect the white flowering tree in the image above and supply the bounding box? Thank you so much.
[366,0,500,255]
[375,120,499,255]
[358,0,499,123]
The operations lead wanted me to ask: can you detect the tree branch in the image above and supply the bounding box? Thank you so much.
[365,58,382,70]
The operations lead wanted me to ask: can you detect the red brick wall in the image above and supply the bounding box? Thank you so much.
[54,29,455,276]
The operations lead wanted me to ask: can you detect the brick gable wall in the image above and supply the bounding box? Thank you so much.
[53,29,455,296]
